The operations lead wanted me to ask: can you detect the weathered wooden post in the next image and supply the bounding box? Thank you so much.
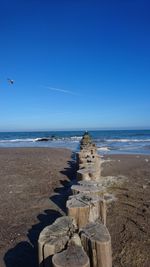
[80,222,112,267]
[52,234,90,267]
[71,184,105,196]
[38,216,77,267]
[67,193,106,227]
[38,131,112,267]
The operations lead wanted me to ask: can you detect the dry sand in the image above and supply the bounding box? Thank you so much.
[0,148,149,267]
[0,148,76,267]
[102,154,150,267]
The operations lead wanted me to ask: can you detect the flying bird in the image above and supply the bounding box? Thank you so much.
[7,78,14,85]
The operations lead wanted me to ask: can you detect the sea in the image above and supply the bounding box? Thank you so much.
[0,130,150,155]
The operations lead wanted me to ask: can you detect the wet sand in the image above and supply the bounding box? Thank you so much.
[0,149,149,267]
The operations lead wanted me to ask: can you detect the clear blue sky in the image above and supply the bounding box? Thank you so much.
[0,0,150,131]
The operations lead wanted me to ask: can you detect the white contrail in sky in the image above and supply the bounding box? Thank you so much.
[45,86,78,95]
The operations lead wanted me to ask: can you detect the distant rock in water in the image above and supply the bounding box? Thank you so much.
[35,137,51,142]
[35,135,57,142]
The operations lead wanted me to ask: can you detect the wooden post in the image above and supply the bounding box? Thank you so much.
[77,168,101,181]
[37,131,113,267]
[77,152,99,162]
[71,184,105,196]
[38,216,77,267]
[67,193,106,228]
[78,180,101,186]
[79,162,95,169]
[80,221,112,267]
[52,234,90,267]
[77,169,91,181]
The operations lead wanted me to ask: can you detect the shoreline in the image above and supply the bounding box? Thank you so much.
[1,147,150,157]
[0,129,150,155]
[0,148,149,266]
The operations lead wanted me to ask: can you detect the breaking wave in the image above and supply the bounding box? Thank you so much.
[97,147,110,152]
[0,136,82,143]
[105,139,150,143]
[0,130,150,154]
[0,138,36,143]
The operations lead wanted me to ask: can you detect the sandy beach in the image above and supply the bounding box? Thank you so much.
[0,148,76,267]
[102,155,150,267]
[0,148,149,267]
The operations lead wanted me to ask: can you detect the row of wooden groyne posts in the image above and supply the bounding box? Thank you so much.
[38,132,112,267]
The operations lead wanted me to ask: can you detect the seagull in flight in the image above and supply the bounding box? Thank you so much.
[7,78,14,85]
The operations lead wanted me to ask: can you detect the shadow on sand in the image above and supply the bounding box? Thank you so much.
[4,153,77,267]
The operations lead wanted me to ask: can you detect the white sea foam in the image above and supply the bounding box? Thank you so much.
[97,147,110,151]
[106,139,150,142]
[0,138,36,143]
[0,136,82,143]
[70,136,82,141]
